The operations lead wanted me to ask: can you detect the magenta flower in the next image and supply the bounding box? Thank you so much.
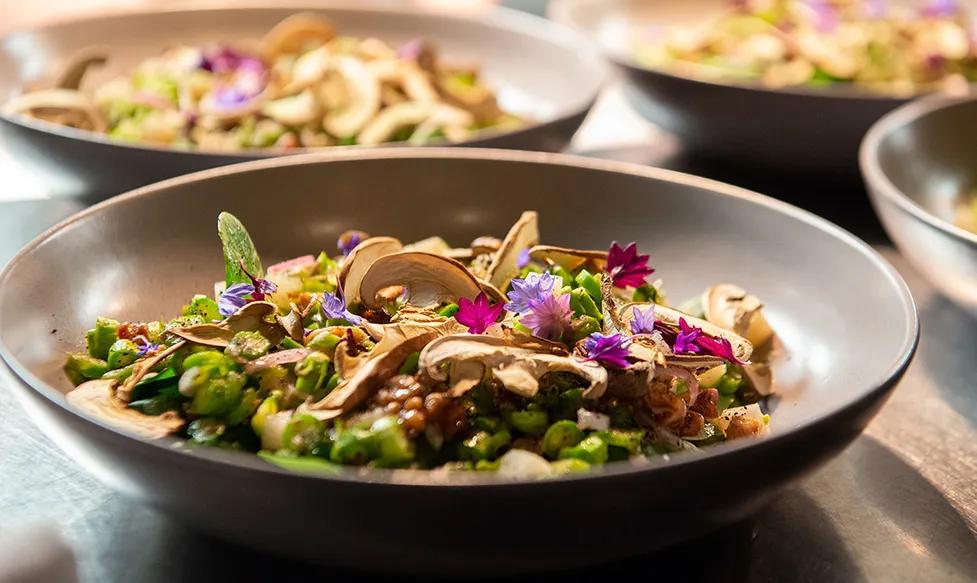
[630,305,656,335]
[240,262,277,301]
[455,292,505,334]
[807,0,839,32]
[520,292,573,341]
[219,283,255,317]
[921,0,956,17]
[582,333,632,369]
[698,335,747,365]
[516,248,532,269]
[673,318,703,354]
[200,46,262,74]
[505,272,562,314]
[396,39,424,60]
[322,288,364,325]
[606,242,654,289]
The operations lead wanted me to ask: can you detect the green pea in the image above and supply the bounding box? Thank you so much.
[330,427,379,465]
[370,416,415,468]
[189,371,246,416]
[307,332,341,353]
[508,410,549,437]
[281,414,326,455]
[107,339,139,370]
[438,303,460,318]
[604,429,644,454]
[716,367,744,396]
[574,270,602,305]
[63,353,108,383]
[542,420,585,458]
[187,418,225,446]
[85,317,119,360]
[558,433,608,465]
[251,392,282,436]
[182,295,221,322]
[226,331,271,361]
[398,351,420,375]
[550,458,591,474]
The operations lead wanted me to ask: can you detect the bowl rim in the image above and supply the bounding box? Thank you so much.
[0,147,919,487]
[0,0,609,158]
[860,93,977,246]
[547,0,957,102]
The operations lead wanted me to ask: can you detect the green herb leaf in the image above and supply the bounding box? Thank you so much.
[218,212,263,286]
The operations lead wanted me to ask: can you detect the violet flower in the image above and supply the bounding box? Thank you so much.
[135,337,161,357]
[520,292,573,341]
[397,39,423,60]
[921,0,957,18]
[673,317,703,354]
[322,288,364,325]
[219,282,255,316]
[240,262,277,301]
[338,231,363,256]
[582,333,632,369]
[505,272,562,314]
[516,248,531,270]
[606,242,655,289]
[200,46,261,74]
[698,335,747,365]
[455,292,505,334]
[807,0,839,32]
[630,305,657,335]
[864,0,887,19]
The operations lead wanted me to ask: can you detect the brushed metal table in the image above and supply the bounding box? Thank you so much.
[0,86,974,583]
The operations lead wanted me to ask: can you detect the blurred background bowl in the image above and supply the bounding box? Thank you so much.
[861,95,977,317]
[0,1,606,198]
[0,148,916,574]
[549,0,920,178]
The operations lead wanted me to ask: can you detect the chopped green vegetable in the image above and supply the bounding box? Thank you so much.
[542,420,585,458]
[85,317,119,360]
[438,303,460,318]
[183,295,221,322]
[508,410,549,437]
[550,458,591,474]
[251,392,281,436]
[398,351,420,375]
[106,339,139,370]
[64,353,109,383]
[558,433,608,465]
[226,331,271,361]
[281,414,326,455]
[370,416,415,467]
[574,270,602,305]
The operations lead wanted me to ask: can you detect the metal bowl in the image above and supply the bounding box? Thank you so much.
[861,95,977,317]
[0,2,606,198]
[548,0,910,176]
[0,149,917,575]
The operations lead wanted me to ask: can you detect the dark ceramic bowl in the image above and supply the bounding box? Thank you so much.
[548,0,913,177]
[0,2,606,198]
[861,95,977,316]
[0,149,917,575]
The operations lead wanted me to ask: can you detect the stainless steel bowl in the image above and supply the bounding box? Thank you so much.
[0,2,606,198]
[0,148,917,574]
[548,0,910,176]
[861,95,977,316]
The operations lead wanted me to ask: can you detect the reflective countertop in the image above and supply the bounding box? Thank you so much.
[0,78,975,582]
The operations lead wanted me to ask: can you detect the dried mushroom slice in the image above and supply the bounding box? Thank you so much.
[321,56,383,138]
[261,12,337,59]
[68,379,184,439]
[528,245,607,273]
[701,284,774,348]
[484,211,540,292]
[55,48,109,91]
[3,89,107,132]
[338,236,404,306]
[358,251,502,309]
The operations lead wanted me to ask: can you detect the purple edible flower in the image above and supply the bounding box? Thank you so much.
[606,242,655,289]
[505,272,562,314]
[698,335,747,365]
[338,231,363,256]
[865,0,887,19]
[455,292,505,334]
[218,282,255,316]
[240,262,277,301]
[397,39,424,60]
[629,305,657,335]
[200,46,263,74]
[582,333,632,369]
[520,292,573,341]
[921,0,957,18]
[673,317,703,354]
[322,288,364,325]
[807,0,839,32]
[135,337,162,357]
[516,248,532,270]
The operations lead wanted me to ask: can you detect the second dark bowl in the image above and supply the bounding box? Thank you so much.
[0,2,605,198]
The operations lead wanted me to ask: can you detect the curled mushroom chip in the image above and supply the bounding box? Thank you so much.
[55,48,109,91]
[261,12,337,59]
[67,379,185,439]
[321,56,382,138]
[528,245,607,273]
[484,211,539,292]
[358,251,502,309]
[338,236,403,306]
[701,283,774,348]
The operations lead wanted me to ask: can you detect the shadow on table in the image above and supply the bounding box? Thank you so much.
[917,294,977,427]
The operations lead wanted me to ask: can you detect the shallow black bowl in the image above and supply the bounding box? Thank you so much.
[0,2,605,198]
[0,149,917,575]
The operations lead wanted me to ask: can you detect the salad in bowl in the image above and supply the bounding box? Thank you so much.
[63,211,778,479]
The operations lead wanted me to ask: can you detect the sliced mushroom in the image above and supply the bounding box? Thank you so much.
[3,89,107,132]
[528,245,608,273]
[359,251,502,309]
[338,236,403,305]
[400,63,439,102]
[335,339,370,381]
[419,334,607,399]
[356,101,473,146]
[627,302,754,368]
[168,301,285,349]
[166,325,234,348]
[244,348,312,374]
[261,89,320,126]
[275,305,305,343]
[67,379,185,439]
[304,331,437,418]
[742,362,775,397]
[434,73,502,122]
[701,284,774,348]
[116,341,186,403]
[284,46,331,94]
[321,56,382,138]
[471,236,503,255]
[402,236,452,256]
[484,211,540,292]
[261,12,337,59]
[55,47,109,90]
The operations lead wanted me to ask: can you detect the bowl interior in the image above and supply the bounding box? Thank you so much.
[0,150,916,460]
[0,3,602,126]
[871,98,977,226]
